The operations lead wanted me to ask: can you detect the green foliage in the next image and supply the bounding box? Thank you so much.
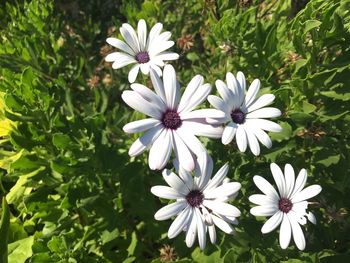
[0,0,349,262]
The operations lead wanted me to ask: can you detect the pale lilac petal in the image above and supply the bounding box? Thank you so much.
[150,68,166,102]
[196,152,213,190]
[203,200,241,217]
[185,212,197,247]
[291,185,322,203]
[204,163,229,190]
[150,64,162,77]
[249,194,278,206]
[247,94,275,112]
[246,107,281,119]
[284,164,295,199]
[207,95,229,113]
[105,52,136,68]
[162,169,189,195]
[122,90,162,119]
[291,169,308,197]
[149,41,175,56]
[176,127,206,156]
[106,37,134,55]
[253,175,280,200]
[245,79,260,108]
[212,214,234,234]
[215,79,234,108]
[123,118,160,133]
[288,212,306,250]
[270,163,287,197]
[181,120,224,139]
[130,83,166,111]
[307,212,316,224]
[151,185,183,199]
[225,72,241,108]
[178,75,203,111]
[128,125,163,156]
[261,210,283,234]
[147,23,163,49]
[250,126,272,149]
[250,205,278,217]
[221,122,238,145]
[279,213,292,249]
[137,19,147,50]
[173,158,194,189]
[195,208,206,250]
[245,119,282,132]
[154,200,187,220]
[128,64,140,83]
[172,131,195,172]
[203,182,241,199]
[208,225,217,244]
[180,109,225,120]
[140,63,150,75]
[246,129,260,156]
[120,23,140,53]
[235,125,247,152]
[148,129,172,170]
[154,51,179,61]
[163,65,179,109]
[168,207,192,238]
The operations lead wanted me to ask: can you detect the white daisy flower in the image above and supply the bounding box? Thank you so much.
[151,153,241,250]
[105,19,179,83]
[122,65,223,171]
[206,71,282,156]
[249,163,322,250]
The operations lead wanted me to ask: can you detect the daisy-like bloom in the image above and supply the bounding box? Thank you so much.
[249,163,322,250]
[122,65,223,171]
[206,71,282,156]
[105,19,179,83]
[151,153,241,250]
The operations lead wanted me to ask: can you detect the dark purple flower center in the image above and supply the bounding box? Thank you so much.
[278,198,293,213]
[231,109,245,124]
[162,110,182,130]
[135,51,150,63]
[186,190,204,207]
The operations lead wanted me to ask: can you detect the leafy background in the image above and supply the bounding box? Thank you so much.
[0,0,349,262]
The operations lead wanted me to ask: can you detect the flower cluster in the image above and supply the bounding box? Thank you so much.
[105,19,322,250]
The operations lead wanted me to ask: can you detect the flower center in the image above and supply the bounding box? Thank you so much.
[186,190,204,207]
[231,109,245,124]
[278,198,293,213]
[135,51,150,64]
[162,110,182,130]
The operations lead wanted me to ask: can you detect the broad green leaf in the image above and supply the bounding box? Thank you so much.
[8,236,34,263]
[0,198,10,263]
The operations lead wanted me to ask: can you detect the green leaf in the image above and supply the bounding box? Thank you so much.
[270,122,292,141]
[8,236,34,263]
[0,198,10,263]
[303,20,322,34]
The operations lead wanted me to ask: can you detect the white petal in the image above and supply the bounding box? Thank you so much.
[307,212,317,224]
[130,83,166,111]
[203,200,241,217]
[196,152,213,190]
[149,41,175,56]
[246,107,281,119]
[288,212,306,250]
[221,122,238,145]
[150,68,166,102]
[173,158,194,189]
[168,207,192,238]
[148,130,172,170]
[120,24,140,53]
[284,164,295,199]
[128,64,140,83]
[261,211,283,234]
[151,185,183,199]
[180,109,225,120]
[162,169,189,195]
[147,23,163,49]
[158,31,171,41]
[253,175,280,200]
[249,194,278,206]
[225,72,241,108]
[154,200,187,220]
[279,213,292,249]
[246,129,260,156]
[215,79,234,108]
[163,65,179,109]
[236,71,246,92]
[150,64,162,77]
[250,126,272,149]
[185,212,197,247]
[291,185,322,203]
[128,125,163,156]
[290,169,308,198]
[212,214,234,234]
[175,127,206,156]
[105,52,136,68]
[154,51,179,61]
[140,63,150,75]
[245,119,282,132]
[208,225,217,244]
[178,75,204,112]
[205,163,229,190]
[247,94,275,112]
[207,95,229,112]
[270,163,287,198]
[200,205,213,225]
[123,118,160,133]
[235,125,247,152]
[106,37,134,55]
[245,79,260,108]
[181,120,224,139]
[203,182,241,199]
[250,205,278,217]
[195,208,206,250]
[121,90,162,119]
[137,19,147,50]
[172,131,195,172]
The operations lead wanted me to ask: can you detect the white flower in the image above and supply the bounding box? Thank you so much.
[122,64,223,171]
[249,163,322,250]
[206,71,282,156]
[151,153,241,250]
[105,19,179,83]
